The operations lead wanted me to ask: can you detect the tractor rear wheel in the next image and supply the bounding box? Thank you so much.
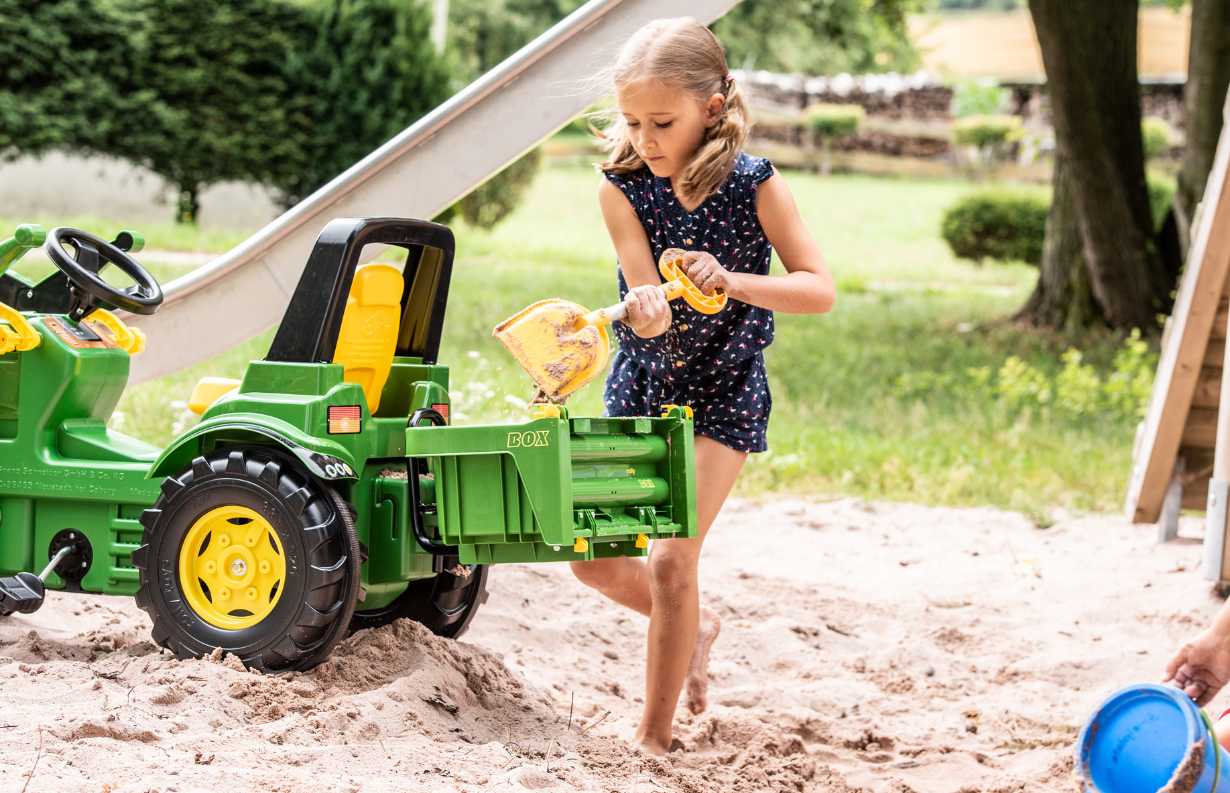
[347,558,488,639]
[132,447,361,673]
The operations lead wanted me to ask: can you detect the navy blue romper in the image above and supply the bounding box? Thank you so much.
[602,151,776,454]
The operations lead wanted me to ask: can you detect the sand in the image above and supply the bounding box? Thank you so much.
[0,497,1223,792]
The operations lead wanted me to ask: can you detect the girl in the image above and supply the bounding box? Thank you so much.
[569,18,835,755]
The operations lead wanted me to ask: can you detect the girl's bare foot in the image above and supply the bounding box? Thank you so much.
[632,736,670,756]
[685,605,721,715]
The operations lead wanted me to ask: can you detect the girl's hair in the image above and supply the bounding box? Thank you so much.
[595,18,749,205]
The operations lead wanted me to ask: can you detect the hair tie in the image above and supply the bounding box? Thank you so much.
[724,73,733,83]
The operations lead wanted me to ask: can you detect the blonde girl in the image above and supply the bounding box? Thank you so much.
[570,17,834,755]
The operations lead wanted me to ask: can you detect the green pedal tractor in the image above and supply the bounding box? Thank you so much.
[0,217,697,672]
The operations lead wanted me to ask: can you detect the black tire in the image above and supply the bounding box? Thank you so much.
[348,558,489,639]
[132,447,362,673]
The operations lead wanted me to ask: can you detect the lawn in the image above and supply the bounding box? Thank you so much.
[18,164,1143,523]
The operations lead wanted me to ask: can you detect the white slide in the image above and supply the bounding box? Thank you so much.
[126,0,741,383]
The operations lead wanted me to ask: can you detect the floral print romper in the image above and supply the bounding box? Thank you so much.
[602,151,776,454]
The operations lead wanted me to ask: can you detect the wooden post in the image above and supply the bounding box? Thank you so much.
[1208,305,1230,581]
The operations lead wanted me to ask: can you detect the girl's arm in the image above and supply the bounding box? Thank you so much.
[682,171,835,315]
[598,178,672,337]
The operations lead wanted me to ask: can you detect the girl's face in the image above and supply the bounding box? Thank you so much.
[617,79,725,181]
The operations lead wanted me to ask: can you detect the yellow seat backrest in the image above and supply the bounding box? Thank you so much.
[334,264,405,413]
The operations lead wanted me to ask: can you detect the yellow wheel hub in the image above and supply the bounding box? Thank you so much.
[178,505,286,630]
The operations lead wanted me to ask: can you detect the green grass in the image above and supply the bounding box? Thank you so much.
[107,164,1138,521]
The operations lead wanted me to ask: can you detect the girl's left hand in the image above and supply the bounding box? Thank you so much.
[680,251,732,298]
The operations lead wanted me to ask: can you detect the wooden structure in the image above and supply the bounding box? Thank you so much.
[1126,91,1230,544]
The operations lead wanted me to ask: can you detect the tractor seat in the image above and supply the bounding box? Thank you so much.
[332,264,405,414]
[186,264,405,418]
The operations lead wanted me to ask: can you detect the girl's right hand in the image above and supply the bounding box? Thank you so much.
[624,284,672,338]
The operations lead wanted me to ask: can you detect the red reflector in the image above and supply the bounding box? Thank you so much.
[328,405,362,434]
[431,403,450,423]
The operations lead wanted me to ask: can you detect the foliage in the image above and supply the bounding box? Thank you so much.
[275,0,452,208]
[952,114,1022,149]
[712,0,922,75]
[1141,116,1174,161]
[1148,175,1176,231]
[940,191,1048,265]
[943,176,1175,266]
[107,0,312,223]
[438,147,544,231]
[930,0,1021,9]
[0,0,136,158]
[894,330,1156,425]
[951,81,1008,118]
[806,104,866,137]
[446,0,585,85]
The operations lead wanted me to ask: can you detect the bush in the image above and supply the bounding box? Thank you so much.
[1142,116,1173,161]
[952,114,1022,149]
[1148,175,1176,231]
[951,81,1008,118]
[940,191,1048,265]
[805,103,865,137]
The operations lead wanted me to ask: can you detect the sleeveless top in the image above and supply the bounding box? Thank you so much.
[602,151,776,383]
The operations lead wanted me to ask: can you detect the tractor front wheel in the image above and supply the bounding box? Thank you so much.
[132,447,361,673]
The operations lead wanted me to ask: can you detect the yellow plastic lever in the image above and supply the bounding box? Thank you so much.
[0,303,40,354]
[573,537,589,553]
[86,308,146,354]
[189,377,242,416]
[635,534,649,548]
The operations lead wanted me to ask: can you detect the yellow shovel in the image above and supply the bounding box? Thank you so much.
[493,248,728,400]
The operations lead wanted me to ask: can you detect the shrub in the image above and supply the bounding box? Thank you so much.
[805,103,865,138]
[952,114,1022,149]
[1142,116,1173,161]
[951,81,1008,118]
[940,191,1048,265]
[1148,174,1176,231]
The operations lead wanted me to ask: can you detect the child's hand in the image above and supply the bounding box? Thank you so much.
[680,251,733,298]
[625,284,672,338]
[1164,626,1230,705]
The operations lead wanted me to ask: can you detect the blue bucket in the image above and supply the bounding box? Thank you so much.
[1076,683,1230,793]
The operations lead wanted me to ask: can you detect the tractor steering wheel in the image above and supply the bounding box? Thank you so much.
[44,227,163,320]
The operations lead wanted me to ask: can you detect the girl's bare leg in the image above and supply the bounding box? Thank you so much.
[570,436,746,754]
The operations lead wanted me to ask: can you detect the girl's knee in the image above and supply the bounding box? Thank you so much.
[647,551,698,597]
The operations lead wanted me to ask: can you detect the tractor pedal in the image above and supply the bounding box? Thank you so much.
[0,572,45,617]
[357,542,369,563]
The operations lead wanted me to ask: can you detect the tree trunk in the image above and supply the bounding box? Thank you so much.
[1028,0,1167,331]
[1175,0,1230,261]
[1016,152,1098,329]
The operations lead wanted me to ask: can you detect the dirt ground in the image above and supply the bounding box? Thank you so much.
[0,497,1222,792]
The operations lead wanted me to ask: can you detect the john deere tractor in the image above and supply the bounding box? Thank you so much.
[0,217,696,672]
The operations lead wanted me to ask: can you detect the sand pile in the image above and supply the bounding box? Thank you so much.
[0,497,1222,791]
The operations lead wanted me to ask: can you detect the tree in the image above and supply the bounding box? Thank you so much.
[276,0,452,208]
[109,0,312,223]
[1173,0,1230,260]
[1020,0,1168,331]
[0,0,133,158]
[712,0,920,76]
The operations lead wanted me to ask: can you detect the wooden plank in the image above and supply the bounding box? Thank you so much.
[1179,445,1216,510]
[1193,366,1224,408]
[1214,298,1230,341]
[1126,89,1230,523]
[1208,339,1226,368]
[1183,407,1222,448]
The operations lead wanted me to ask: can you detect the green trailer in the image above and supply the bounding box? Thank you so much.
[0,217,697,672]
